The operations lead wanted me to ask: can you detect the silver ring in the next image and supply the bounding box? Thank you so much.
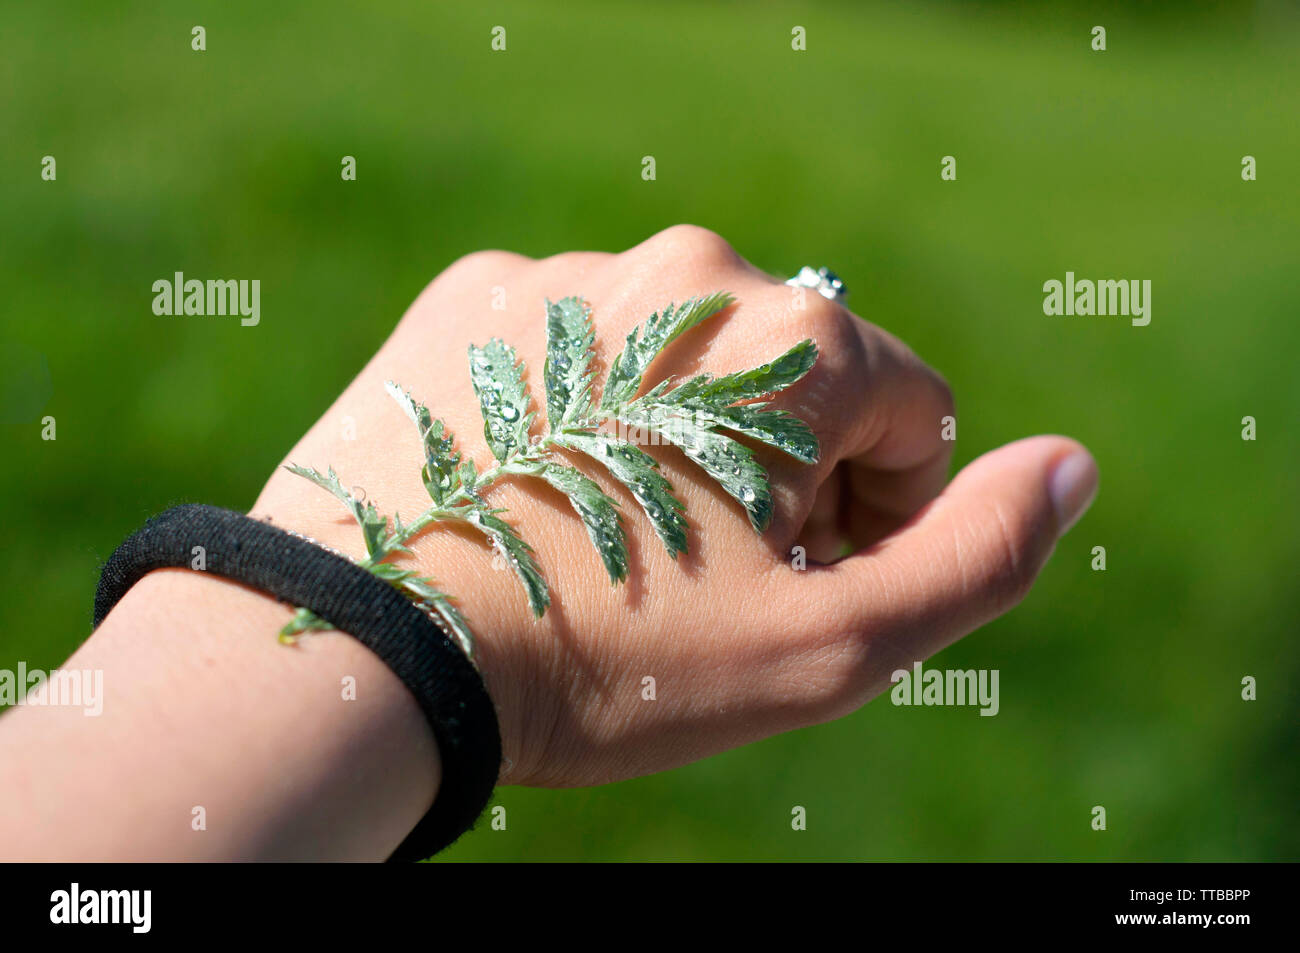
[786,266,847,302]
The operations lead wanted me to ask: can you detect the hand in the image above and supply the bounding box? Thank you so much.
[252,225,1098,789]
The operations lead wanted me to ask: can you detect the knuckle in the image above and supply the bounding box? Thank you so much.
[437,249,526,286]
[637,224,739,268]
[927,367,956,419]
[538,250,611,274]
[800,298,864,369]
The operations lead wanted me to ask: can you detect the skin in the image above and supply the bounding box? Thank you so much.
[0,226,1096,860]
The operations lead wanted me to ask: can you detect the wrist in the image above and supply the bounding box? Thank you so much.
[4,567,440,860]
[249,484,540,786]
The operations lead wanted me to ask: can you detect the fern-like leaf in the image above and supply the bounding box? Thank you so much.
[283,464,394,557]
[384,381,465,504]
[280,608,335,640]
[635,338,821,463]
[601,292,734,410]
[360,562,476,658]
[663,338,818,407]
[538,462,628,583]
[468,339,535,462]
[688,405,819,464]
[559,431,689,558]
[544,297,597,429]
[464,506,549,616]
[278,288,822,665]
[399,576,476,659]
[618,408,774,532]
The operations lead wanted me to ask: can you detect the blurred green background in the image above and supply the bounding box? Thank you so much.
[2,0,1296,860]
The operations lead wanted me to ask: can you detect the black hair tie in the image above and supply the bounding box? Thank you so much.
[93,503,501,861]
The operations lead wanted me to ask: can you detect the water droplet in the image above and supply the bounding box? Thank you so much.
[501,406,519,421]
[740,486,756,503]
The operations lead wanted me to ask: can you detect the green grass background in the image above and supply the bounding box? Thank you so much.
[2,0,1296,860]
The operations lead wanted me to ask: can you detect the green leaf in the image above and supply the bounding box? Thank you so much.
[687,404,820,464]
[280,291,821,659]
[362,563,476,657]
[544,297,597,430]
[538,462,628,583]
[464,506,549,616]
[601,292,734,410]
[384,381,463,505]
[283,464,393,557]
[284,463,361,519]
[468,339,535,462]
[620,409,774,532]
[662,339,818,407]
[358,503,391,556]
[559,430,689,558]
[280,607,335,641]
[457,459,479,498]
[367,562,412,582]
[638,339,821,463]
[399,577,476,660]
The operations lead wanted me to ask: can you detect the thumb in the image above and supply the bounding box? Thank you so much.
[816,435,1098,674]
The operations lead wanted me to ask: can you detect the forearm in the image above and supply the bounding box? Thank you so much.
[0,569,440,861]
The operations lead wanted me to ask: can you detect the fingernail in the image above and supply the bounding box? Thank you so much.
[1048,450,1098,536]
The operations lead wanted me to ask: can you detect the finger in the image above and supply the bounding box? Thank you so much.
[839,319,955,533]
[780,310,955,552]
[788,436,1098,715]
[838,442,953,547]
[799,465,849,563]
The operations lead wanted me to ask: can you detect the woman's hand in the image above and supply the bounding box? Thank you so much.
[253,225,1098,790]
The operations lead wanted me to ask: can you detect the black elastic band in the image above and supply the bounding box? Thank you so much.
[92,504,501,862]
